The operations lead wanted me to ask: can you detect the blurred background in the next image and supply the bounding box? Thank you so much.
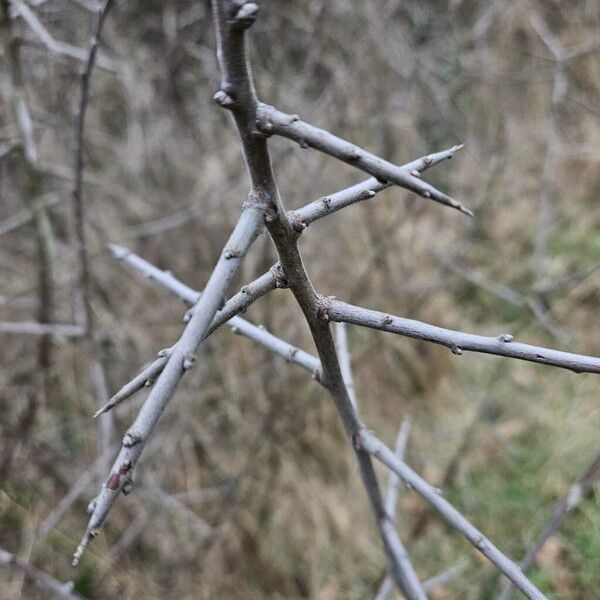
[1,0,599,598]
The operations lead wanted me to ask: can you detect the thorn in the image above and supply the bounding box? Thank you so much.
[451,345,463,355]
[108,244,129,260]
[458,203,474,217]
[73,530,96,566]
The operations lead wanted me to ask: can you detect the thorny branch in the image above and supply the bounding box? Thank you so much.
[70,2,600,598]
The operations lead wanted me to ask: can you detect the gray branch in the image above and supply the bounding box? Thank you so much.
[327,300,600,374]
[355,430,546,600]
[0,321,84,337]
[92,246,320,417]
[74,204,265,564]
[255,103,472,216]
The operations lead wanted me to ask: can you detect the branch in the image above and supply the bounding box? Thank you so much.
[376,417,416,600]
[335,327,425,598]
[74,204,265,564]
[334,323,357,411]
[71,0,116,461]
[293,144,464,226]
[255,104,472,216]
[0,321,84,337]
[93,246,321,417]
[0,548,83,600]
[499,448,600,600]
[326,300,600,374]
[355,430,546,600]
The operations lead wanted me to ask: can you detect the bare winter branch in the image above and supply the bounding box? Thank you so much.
[327,300,600,374]
[256,104,472,215]
[355,430,546,600]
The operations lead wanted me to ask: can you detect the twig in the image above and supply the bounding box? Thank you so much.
[326,300,600,374]
[0,321,84,336]
[74,204,264,564]
[293,144,464,226]
[376,417,414,600]
[335,329,425,598]
[93,246,320,417]
[1,0,56,400]
[71,0,116,458]
[9,0,117,71]
[256,104,472,216]
[0,547,83,600]
[334,323,357,411]
[0,192,62,237]
[355,430,546,600]
[499,448,600,600]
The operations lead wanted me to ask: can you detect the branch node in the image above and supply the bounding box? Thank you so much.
[213,89,235,109]
[451,345,463,356]
[183,352,196,370]
[316,294,333,322]
[223,248,242,259]
[497,333,514,343]
[230,1,260,29]
[269,262,290,288]
[298,139,309,149]
[345,146,361,161]
[287,210,307,234]
[383,315,393,326]
[123,431,142,447]
[422,190,432,199]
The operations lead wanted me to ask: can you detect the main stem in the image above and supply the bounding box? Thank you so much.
[211,2,420,596]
